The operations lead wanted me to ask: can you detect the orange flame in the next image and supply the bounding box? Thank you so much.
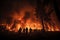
[0,5,60,32]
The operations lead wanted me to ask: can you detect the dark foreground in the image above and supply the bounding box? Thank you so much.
[0,31,60,40]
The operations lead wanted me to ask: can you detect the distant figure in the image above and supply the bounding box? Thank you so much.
[29,28,32,33]
[23,28,25,33]
[26,27,28,34]
[18,27,22,33]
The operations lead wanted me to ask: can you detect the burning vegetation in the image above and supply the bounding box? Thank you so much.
[0,0,60,33]
[5,5,42,32]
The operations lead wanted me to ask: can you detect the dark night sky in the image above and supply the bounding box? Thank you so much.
[0,0,35,15]
[55,0,60,21]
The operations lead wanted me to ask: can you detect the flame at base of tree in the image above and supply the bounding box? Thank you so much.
[1,22,60,33]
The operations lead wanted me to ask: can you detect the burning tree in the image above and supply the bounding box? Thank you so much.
[36,0,60,31]
[0,0,60,32]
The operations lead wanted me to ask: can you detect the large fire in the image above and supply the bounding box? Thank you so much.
[0,4,60,32]
[5,6,42,32]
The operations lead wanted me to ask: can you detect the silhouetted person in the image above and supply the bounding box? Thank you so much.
[18,27,22,33]
[23,28,25,33]
[26,27,28,34]
[29,28,32,33]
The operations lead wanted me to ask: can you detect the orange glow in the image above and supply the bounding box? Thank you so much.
[0,5,60,33]
[4,6,43,32]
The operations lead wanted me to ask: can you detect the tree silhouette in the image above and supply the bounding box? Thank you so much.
[36,0,45,31]
[53,0,60,21]
[43,0,56,30]
[36,0,55,31]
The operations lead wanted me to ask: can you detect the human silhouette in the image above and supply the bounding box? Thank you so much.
[29,28,32,33]
[18,27,22,33]
[23,28,25,33]
[26,27,28,34]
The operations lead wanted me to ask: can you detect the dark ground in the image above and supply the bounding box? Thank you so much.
[0,31,60,40]
[0,25,60,40]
